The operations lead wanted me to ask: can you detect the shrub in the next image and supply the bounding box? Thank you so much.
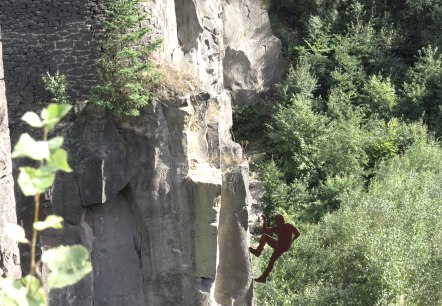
[42,72,69,104]
[258,161,311,217]
[360,75,397,117]
[277,59,317,101]
[266,94,327,182]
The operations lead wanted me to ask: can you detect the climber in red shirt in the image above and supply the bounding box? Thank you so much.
[250,214,300,283]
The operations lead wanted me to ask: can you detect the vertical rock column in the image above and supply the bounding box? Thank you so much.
[215,165,253,306]
[0,27,21,278]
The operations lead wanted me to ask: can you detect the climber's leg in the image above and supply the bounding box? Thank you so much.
[254,250,283,283]
[249,234,277,257]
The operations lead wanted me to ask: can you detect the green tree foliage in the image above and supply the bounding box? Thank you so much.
[254,140,442,305]
[267,94,327,182]
[399,46,442,134]
[360,75,397,117]
[232,1,442,303]
[91,0,161,116]
[248,0,442,223]
[248,58,428,221]
[268,0,442,60]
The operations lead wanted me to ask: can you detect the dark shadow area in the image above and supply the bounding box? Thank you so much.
[0,0,104,275]
[0,0,102,126]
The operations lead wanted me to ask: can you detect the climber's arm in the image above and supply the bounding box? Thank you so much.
[263,226,277,235]
[291,225,300,241]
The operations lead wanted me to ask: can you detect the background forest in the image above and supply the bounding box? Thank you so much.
[233,0,442,304]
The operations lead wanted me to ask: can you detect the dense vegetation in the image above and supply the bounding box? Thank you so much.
[233,0,442,304]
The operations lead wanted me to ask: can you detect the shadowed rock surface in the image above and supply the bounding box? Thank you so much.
[0,27,21,279]
[0,0,284,305]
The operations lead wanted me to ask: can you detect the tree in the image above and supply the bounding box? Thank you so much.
[91,0,161,116]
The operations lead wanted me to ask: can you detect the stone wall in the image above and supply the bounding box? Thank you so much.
[0,0,102,125]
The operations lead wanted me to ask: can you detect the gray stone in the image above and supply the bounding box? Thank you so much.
[215,165,253,306]
[222,0,287,105]
[0,29,21,279]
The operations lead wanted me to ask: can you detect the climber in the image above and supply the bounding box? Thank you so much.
[249,214,300,283]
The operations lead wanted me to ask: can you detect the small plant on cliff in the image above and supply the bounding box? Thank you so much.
[0,75,92,305]
[91,0,161,116]
[42,72,69,104]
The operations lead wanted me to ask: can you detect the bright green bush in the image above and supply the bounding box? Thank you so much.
[258,161,311,217]
[360,75,397,117]
[91,0,161,116]
[277,59,318,101]
[266,94,327,182]
[42,72,69,104]
[255,140,442,305]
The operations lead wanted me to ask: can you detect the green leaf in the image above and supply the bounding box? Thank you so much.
[21,112,43,128]
[47,149,72,172]
[41,103,72,131]
[47,103,72,120]
[48,137,64,152]
[42,245,92,289]
[17,167,55,196]
[0,275,47,306]
[33,215,64,231]
[4,224,29,244]
[12,134,50,161]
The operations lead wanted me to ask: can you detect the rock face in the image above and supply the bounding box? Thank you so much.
[0,0,284,305]
[222,0,286,105]
[0,27,21,279]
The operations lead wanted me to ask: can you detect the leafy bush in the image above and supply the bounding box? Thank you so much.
[266,94,327,182]
[258,161,311,217]
[91,0,161,116]
[277,59,317,101]
[360,75,397,117]
[42,72,69,104]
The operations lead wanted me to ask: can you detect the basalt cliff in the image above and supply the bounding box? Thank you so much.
[0,1,284,305]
